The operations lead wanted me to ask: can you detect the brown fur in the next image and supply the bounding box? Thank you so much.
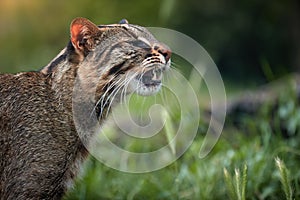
[0,18,171,199]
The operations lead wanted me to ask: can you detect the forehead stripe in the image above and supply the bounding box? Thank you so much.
[125,40,151,49]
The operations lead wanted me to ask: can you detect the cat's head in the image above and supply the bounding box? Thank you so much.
[71,17,171,97]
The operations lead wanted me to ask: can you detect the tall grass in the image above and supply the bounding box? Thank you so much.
[223,164,247,200]
[275,157,293,200]
[64,77,300,200]
[64,132,300,199]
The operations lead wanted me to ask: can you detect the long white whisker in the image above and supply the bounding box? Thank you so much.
[104,77,134,117]
[120,72,133,104]
[90,75,123,118]
[103,72,139,116]
[133,68,148,95]
[103,79,127,106]
[107,71,139,113]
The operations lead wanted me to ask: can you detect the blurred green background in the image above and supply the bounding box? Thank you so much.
[1,0,300,199]
[1,0,299,85]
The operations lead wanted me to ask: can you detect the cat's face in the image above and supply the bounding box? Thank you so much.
[71,18,171,98]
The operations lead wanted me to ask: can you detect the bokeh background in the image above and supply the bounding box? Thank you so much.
[1,0,300,199]
[1,0,299,85]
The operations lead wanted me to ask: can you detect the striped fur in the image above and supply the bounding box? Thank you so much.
[0,17,171,199]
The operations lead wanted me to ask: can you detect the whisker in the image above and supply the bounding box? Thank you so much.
[104,76,135,117]
[120,71,139,106]
[90,76,122,118]
[121,72,134,104]
[104,71,140,117]
[91,59,171,119]
[103,78,128,116]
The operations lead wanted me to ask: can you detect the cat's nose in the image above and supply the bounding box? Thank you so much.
[153,44,172,63]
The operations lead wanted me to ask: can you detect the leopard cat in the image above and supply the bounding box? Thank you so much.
[0,17,171,199]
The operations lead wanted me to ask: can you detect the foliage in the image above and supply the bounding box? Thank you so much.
[224,164,247,200]
[64,128,300,199]
[63,80,300,199]
[275,157,293,200]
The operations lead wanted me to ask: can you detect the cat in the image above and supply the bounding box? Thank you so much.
[0,17,171,199]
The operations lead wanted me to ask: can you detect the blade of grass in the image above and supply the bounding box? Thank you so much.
[275,157,293,200]
[235,168,242,200]
[241,164,248,200]
[224,168,236,200]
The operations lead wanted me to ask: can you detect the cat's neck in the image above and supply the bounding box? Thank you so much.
[43,43,116,121]
[49,58,78,113]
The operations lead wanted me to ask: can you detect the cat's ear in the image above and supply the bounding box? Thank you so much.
[70,17,100,55]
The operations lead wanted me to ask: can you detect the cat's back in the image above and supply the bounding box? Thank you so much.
[0,72,51,127]
[0,71,53,151]
[0,72,49,102]
[0,72,76,199]
[0,71,65,139]
[0,71,61,155]
[0,71,55,112]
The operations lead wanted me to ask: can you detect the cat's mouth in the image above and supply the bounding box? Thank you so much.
[130,63,168,96]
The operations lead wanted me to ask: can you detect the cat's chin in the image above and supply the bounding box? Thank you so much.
[135,83,162,96]
[128,79,162,96]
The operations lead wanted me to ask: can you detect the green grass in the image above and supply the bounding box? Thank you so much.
[64,107,300,198]
[64,131,300,199]
[224,164,248,200]
[275,157,293,200]
[63,76,300,200]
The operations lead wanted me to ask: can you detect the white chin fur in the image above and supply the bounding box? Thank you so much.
[136,84,162,96]
[129,80,162,96]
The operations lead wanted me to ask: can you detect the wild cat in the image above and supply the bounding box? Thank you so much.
[0,17,171,199]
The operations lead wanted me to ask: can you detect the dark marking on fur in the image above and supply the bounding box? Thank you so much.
[126,40,151,49]
[108,61,126,76]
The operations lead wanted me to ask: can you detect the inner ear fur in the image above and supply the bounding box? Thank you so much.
[70,17,101,55]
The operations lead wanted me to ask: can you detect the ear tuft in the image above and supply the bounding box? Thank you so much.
[70,17,100,53]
